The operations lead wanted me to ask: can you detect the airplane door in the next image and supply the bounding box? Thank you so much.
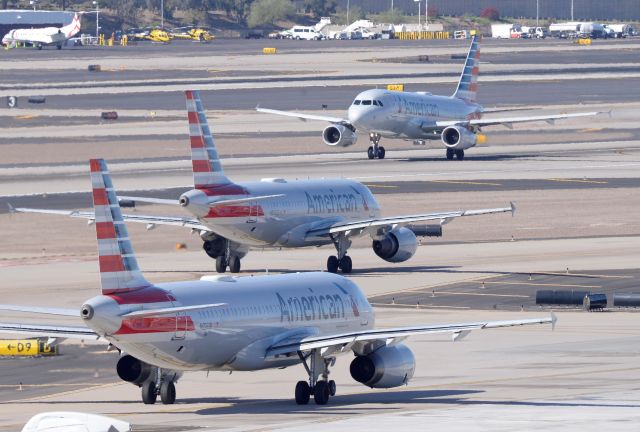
[246,200,258,224]
[174,312,187,340]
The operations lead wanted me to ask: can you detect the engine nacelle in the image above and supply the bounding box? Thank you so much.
[441,126,478,150]
[350,344,416,388]
[116,355,153,386]
[322,124,358,147]
[372,227,418,263]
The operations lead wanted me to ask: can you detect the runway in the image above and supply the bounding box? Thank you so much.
[0,35,639,431]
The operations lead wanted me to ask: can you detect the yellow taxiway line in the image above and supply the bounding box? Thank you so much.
[547,178,609,184]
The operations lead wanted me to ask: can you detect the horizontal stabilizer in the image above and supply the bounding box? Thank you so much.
[118,196,180,206]
[0,304,79,317]
[121,302,226,318]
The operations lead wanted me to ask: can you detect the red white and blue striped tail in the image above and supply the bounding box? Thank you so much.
[90,159,150,295]
[452,34,481,103]
[185,90,231,189]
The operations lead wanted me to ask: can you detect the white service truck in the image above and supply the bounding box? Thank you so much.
[491,23,521,39]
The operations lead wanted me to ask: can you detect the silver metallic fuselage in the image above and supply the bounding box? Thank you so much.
[83,272,374,371]
[347,89,483,139]
[181,179,380,248]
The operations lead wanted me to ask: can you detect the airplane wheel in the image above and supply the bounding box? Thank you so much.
[327,256,339,273]
[377,146,386,159]
[314,380,330,405]
[215,256,227,273]
[446,148,454,160]
[455,149,465,160]
[141,381,157,405]
[328,380,337,396]
[229,255,241,273]
[160,381,176,405]
[339,256,352,274]
[367,146,375,159]
[295,381,311,405]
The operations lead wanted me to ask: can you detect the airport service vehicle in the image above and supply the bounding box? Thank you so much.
[491,24,522,39]
[290,25,323,40]
[522,26,548,38]
[11,91,514,275]
[2,13,81,49]
[257,35,599,160]
[605,24,632,38]
[0,164,555,405]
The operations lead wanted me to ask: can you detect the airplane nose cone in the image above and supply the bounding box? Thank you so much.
[348,107,366,128]
[179,189,210,217]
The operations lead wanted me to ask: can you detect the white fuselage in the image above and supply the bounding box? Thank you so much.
[2,15,80,46]
[83,272,374,371]
[181,178,380,248]
[347,89,483,140]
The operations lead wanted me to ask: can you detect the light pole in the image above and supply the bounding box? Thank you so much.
[93,1,99,38]
[536,0,539,26]
[571,0,574,21]
[29,0,38,11]
[161,0,164,28]
[347,0,350,25]
[425,0,428,28]
[415,0,420,28]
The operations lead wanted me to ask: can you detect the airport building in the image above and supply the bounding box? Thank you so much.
[334,0,640,21]
[0,9,74,37]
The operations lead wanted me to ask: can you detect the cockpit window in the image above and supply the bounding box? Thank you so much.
[377,100,384,107]
[362,100,372,105]
[372,100,378,106]
[353,100,361,105]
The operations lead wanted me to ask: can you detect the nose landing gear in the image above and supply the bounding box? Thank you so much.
[367,133,385,159]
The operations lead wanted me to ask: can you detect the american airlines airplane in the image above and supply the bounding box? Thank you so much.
[2,13,81,50]
[12,91,515,275]
[257,35,599,160]
[0,160,556,405]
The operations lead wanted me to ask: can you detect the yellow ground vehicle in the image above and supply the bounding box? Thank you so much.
[170,27,215,42]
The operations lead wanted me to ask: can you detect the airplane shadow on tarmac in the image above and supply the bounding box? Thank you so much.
[402,153,539,163]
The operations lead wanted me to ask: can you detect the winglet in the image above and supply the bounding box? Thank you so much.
[550,311,557,331]
[510,201,516,217]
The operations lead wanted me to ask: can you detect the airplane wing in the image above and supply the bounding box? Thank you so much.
[305,202,515,238]
[9,205,208,231]
[266,313,556,358]
[256,107,350,125]
[435,111,601,129]
[118,194,286,207]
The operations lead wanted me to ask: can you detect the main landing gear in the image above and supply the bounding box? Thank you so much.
[367,133,385,160]
[295,349,337,405]
[141,370,177,405]
[203,237,242,273]
[446,148,465,160]
[327,233,352,274]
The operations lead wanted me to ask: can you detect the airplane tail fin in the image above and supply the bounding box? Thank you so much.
[452,34,480,103]
[62,13,81,38]
[90,159,150,295]
[185,90,233,189]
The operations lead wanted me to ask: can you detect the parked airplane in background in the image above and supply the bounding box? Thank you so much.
[0,160,556,405]
[257,35,599,160]
[12,91,515,275]
[2,13,81,50]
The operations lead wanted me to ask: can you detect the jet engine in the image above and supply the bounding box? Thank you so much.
[441,126,478,150]
[372,227,418,263]
[350,344,416,388]
[116,355,153,386]
[322,124,358,147]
